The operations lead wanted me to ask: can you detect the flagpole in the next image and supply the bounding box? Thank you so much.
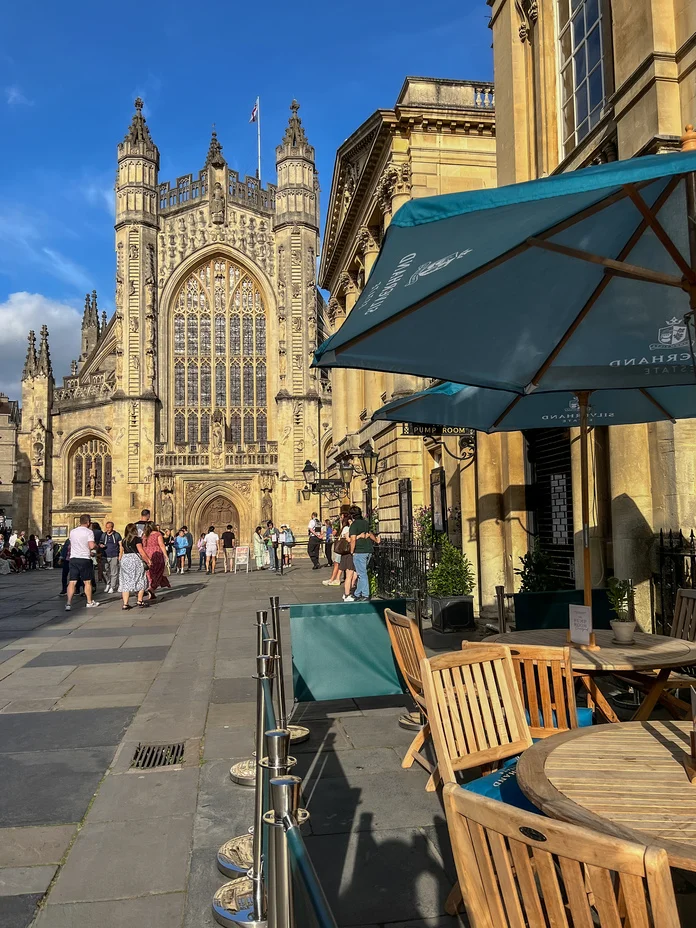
[256,97,261,186]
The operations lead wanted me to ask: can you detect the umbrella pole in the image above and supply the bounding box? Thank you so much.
[577,391,592,609]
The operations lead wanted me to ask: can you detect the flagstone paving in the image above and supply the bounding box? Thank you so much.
[1,565,695,927]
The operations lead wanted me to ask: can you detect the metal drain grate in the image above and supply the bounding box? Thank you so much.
[130,742,185,770]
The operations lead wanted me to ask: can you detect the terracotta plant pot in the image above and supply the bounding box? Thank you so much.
[610,619,637,644]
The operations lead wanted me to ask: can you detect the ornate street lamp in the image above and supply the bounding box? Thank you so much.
[362,446,379,478]
[338,458,354,486]
[302,460,317,487]
[301,486,312,501]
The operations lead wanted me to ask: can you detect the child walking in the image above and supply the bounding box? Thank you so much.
[174,529,188,574]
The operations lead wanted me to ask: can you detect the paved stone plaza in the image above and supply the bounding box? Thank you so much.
[0,565,469,928]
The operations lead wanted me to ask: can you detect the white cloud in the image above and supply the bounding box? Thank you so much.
[82,177,116,217]
[5,86,33,106]
[0,292,82,398]
[0,206,91,289]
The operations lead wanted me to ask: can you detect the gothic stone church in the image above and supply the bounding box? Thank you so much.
[14,99,328,541]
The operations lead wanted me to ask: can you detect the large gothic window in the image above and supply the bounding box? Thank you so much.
[171,257,268,447]
[71,437,112,499]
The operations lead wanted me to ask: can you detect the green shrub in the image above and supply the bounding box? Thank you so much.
[428,537,475,597]
[515,540,556,593]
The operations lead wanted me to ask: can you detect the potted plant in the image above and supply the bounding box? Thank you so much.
[512,540,614,631]
[428,537,475,632]
[606,577,636,644]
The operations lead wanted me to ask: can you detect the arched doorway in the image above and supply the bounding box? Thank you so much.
[199,496,240,538]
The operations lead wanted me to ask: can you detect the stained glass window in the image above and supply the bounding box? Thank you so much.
[175,364,185,405]
[216,363,226,406]
[71,437,112,499]
[170,257,267,447]
[215,316,226,355]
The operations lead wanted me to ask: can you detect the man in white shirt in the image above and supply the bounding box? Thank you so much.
[66,514,99,611]
[204,525,220,575]
[307,512,322,569]
[8,531,17,548]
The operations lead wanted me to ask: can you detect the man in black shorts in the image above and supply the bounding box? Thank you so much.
[66,513,100,611]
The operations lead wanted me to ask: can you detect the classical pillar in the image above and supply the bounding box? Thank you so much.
[357,226,385,416]
[609,424,654,630]
[570,425,609,597]
[338,270,363,431]
[476,432,507,615]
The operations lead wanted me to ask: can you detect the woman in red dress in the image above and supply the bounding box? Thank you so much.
[142,522,171,601]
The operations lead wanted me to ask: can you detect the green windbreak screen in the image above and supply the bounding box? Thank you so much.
[288,600,407,702]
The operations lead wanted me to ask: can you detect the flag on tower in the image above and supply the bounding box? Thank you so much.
[249,98,259,123]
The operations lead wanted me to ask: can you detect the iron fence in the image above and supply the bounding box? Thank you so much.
[372,536,435,598]
[656,529,696,634]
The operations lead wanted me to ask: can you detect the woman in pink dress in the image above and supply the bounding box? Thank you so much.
[142,522,171,601]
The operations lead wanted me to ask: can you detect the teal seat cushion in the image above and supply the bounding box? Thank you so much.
[462,757,540,815]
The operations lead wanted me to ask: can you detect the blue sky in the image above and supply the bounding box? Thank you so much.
[0,0,493,395]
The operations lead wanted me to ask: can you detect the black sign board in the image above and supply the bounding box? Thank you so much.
[402,424,473,437]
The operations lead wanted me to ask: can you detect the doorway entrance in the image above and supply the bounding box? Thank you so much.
[199,496,239,539]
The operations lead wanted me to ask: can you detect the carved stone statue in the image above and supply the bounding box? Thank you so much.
[261,489,273,523]
[145,350,155,387]
[160,488,174,528]
[211,182,225,224]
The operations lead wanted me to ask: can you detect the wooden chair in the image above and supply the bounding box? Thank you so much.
[384,608,440,792]
[443,783,680,928]
[504,643,591,738]
[421,646,533,784]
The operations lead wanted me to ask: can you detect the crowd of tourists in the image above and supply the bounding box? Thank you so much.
[314,506,380,603]
[0,522,56,575]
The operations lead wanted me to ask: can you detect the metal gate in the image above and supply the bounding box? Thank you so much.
[524,428,575,589]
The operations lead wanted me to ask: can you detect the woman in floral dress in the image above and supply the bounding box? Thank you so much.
[142,522,171,601]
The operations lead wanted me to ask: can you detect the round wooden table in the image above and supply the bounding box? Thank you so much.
[517,721,696,872]
[489,628,696,722]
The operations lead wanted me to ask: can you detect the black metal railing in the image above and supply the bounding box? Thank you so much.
[656,529,696,634]
[372,536,435,598]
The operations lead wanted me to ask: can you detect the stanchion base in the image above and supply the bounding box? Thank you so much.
[217,833,253,876]
[212,877,266,927]
[288,724,310,744]
[229,758,256,786]
[398,711,423,731]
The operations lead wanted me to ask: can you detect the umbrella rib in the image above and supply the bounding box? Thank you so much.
[639,388,677,423]
[492,394,524,429]
[331,186,638,360]
[623,183,696,283]
[528,176,681,388]
[526,237,685,288]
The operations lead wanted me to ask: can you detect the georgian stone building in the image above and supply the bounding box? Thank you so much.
[13,99,327,541]
[477,0,696,623]
[319,76,496,565]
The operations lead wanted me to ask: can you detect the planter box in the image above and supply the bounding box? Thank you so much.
[512,589,613,631]
[431,595,475,633]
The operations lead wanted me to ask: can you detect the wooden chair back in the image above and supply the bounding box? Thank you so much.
[508,644,579,739]
[671,588,696,641]
[384,608,427,713]
[443,783,680,928]
[421,646,532,783]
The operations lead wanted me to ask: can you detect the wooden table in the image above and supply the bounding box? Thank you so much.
[517,721,696,872]
[489,628,696,723]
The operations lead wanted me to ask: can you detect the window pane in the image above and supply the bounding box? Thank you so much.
[94,455,103,496]
[560,64,574,107]
[200,413,210,445]
[230,413,241,445]
[255,315,266,355]
[230,364,241,404]
[558,0,570,29]
[574,47,586,86]
[215,315,225,355]
[175,365,185,405]
[201,364,211,405]
[571,9,584,49]
[188,414,198,445]
[560,28,572,68]
[104,455,112,496]
[589,107,601,130]
[243,316,253,355]
[187,316,198,354]
[575,84,589,125]
[588,65,603,113]
[216,363,226,406]
[243,363,254,405]
[188,363,198,404]
[256,414,267,444]
[585,0,599,27]
[75,456,83,496]
[230,316,240,354]
[256,362,266,406]
[175,414,185,444]
[244,416,255,444]
[587,23,601,71]
[174,316,185,354]
[577,118,590,141]
[562,101,575,145]
[200,316,211,355]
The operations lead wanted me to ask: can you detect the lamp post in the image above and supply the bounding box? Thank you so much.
[338,447,380,521]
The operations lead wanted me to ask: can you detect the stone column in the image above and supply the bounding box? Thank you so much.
[338,270,364,432]
[609,423,654,630]
[476,432,507,615]
[570,425,609,596]
[357,226,385,416]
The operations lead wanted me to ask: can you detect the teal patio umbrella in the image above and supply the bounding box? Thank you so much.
[314,141,696,607]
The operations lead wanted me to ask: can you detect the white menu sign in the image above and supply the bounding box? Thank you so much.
[568,604,592,646]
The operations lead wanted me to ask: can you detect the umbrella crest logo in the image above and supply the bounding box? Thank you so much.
[652,318,688,350]
[405,249,473,286]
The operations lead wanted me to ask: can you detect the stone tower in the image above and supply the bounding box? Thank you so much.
[15,327,53,535]
[80,290,100,365]
[273,101,324,503]
[113,98,160,523]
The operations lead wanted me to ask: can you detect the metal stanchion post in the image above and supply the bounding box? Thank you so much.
[399,590,424,732]
[265,776,306,928]
[230,610,269,788]
[495,585,506,633]
[269,597,309,745]
[213,650,276,927]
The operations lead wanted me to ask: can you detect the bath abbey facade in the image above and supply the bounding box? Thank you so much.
[13,99,327,541]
